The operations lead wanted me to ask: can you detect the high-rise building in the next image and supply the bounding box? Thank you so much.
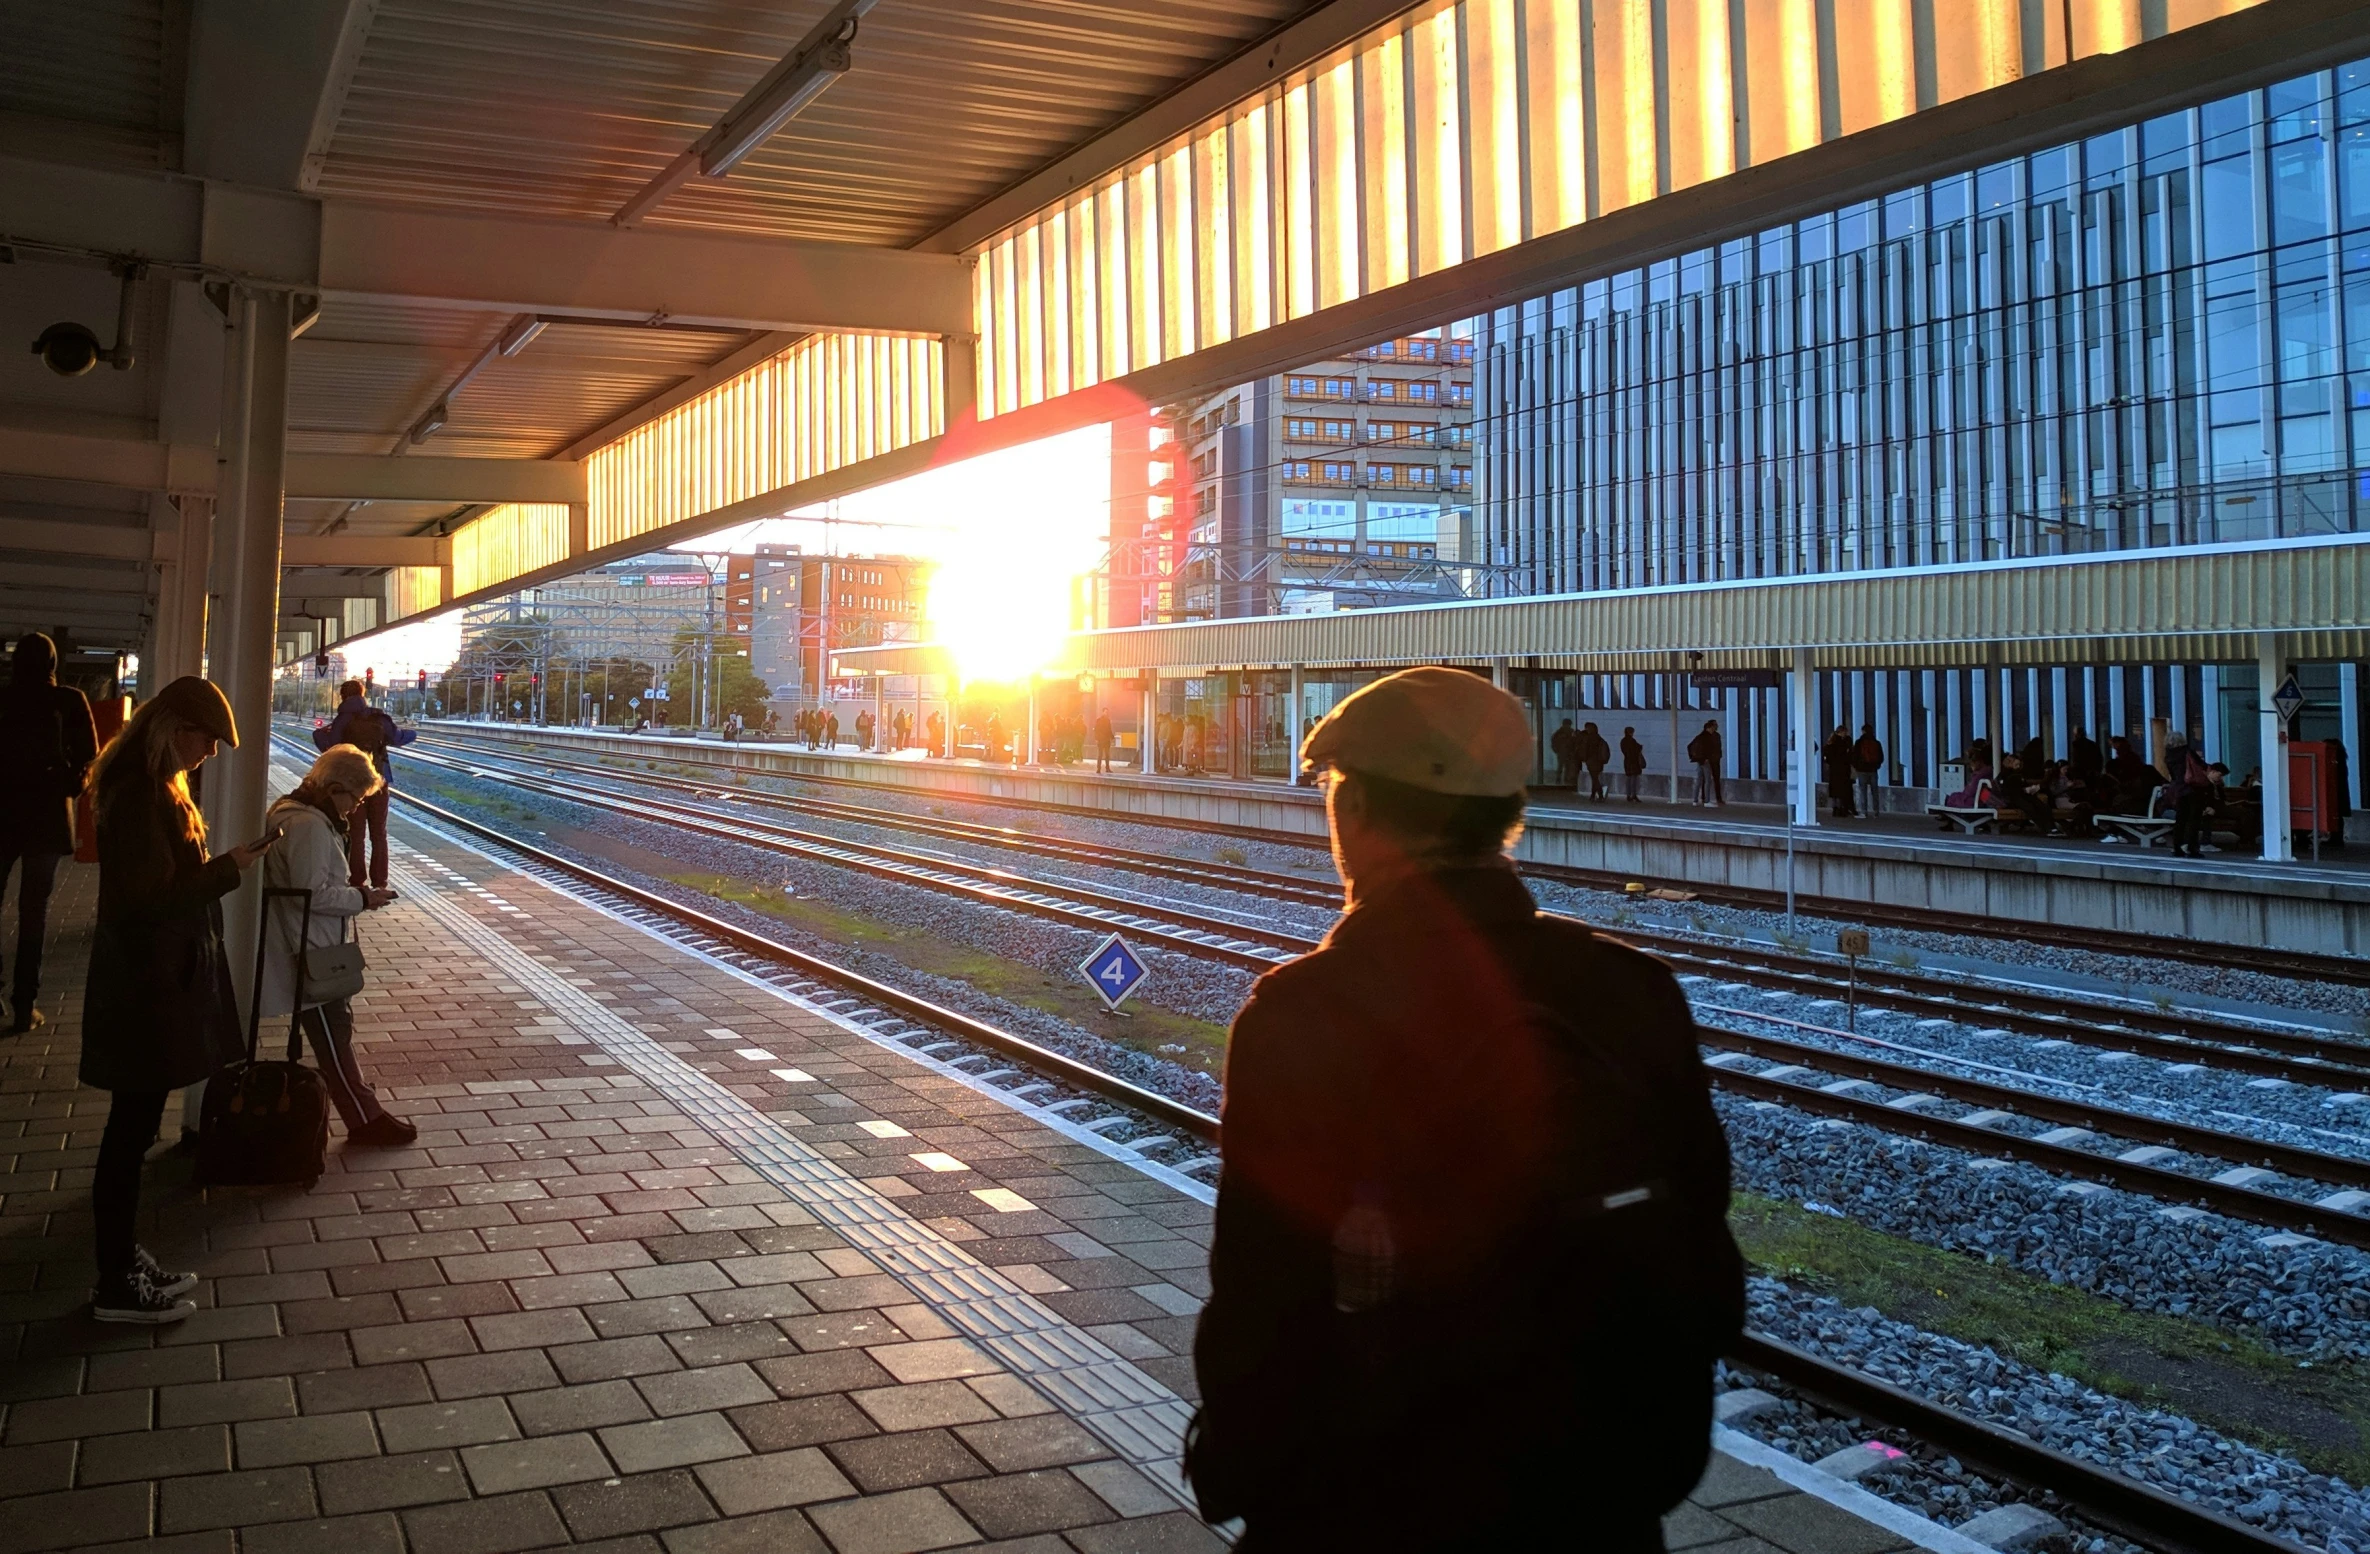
[1475,57,2370,796]
[1145,332,1477,621]
[748,544,931,708]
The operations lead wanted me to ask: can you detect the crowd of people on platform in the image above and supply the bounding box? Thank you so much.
[1932,726,2348,856]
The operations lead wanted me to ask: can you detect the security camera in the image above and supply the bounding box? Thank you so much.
[30,264,141,378]
[31,321,103,376]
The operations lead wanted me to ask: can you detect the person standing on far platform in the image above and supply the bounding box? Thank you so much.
[1620,726,1646,802]
[0,633,98,1033]
[1823,725,1857,818]
[1579,721,1611,801]
[1188,667,1744,1551]
[314,679,415,890]
[1687,719,1724,806]
[1853,725,1885,819]
[1093,711,1114,774]
[1549,719,1577,788]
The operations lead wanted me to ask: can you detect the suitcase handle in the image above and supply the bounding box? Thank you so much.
[257,886,314,1065]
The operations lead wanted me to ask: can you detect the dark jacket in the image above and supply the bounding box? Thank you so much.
[1620,733,1646,774]
[1190,866,1742,1549]
[0,681,97,855]
[314,696,416,780]
[80,765,243,1092]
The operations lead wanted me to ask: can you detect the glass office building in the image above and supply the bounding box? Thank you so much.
[1477,58,2370,799]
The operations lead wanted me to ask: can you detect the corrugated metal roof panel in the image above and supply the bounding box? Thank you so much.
[0,0,165,134]
[313,0,1319,245]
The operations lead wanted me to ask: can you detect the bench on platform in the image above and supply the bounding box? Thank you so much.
[2095,813,2175,847]
[1928,804,2001,834]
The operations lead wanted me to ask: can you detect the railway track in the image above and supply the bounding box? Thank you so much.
[417,733,2370,1086]
[383,767,2309,1554]
[423,722,2370,992]
[406,737,2370,1241]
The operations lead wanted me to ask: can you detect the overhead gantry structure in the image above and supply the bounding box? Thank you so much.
[3,0,2365,851]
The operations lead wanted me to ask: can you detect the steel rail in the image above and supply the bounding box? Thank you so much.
[1731,1333,2311,1554]
[381,785,1225,1144]
[383,745,2305,1554]
[1696,1013,2370,1196]
[1708,1063,2370,1248]
[424,722,2370,989]
[426,729,2370,1081]
[406,748,1299,970]
[414,734,1345,907]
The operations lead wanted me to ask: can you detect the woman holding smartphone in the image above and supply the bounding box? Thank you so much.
[81,676,271,1323]
[260,745,413,1147]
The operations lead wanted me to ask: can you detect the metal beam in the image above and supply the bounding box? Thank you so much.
[281,534,445,568]
[317,203,971,336]
[0,561,156,597]
[2,156,970,336]
[0,518,162,563]
[281,569,391,598]
[183,0,379,190]
[0,428,583,503]
[285,452,586,504]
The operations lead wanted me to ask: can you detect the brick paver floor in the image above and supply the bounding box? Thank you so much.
[0,792,1927,1554]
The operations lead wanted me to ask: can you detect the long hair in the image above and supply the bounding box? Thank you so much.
[90,696,207,846]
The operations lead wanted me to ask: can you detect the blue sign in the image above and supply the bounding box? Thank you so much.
[1078,933,1150,1012]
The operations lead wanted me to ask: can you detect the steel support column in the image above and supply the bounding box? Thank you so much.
[1141,672,1157,773]
[1288,663,1305,783]
[2260,635,2292,864]
[213,290,292,1011]
[1790,648,1819,827]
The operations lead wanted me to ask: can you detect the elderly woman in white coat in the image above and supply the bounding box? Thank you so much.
[261,745,415,1146]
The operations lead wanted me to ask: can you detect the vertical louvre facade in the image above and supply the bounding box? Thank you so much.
[971,0,2267,422]
[1477,57,2370,795]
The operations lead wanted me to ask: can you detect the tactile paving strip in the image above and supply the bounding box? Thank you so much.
[383,829,1203,1500]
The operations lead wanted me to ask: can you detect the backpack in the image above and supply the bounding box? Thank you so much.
[0,691,68,800]
[196,888,329,1187]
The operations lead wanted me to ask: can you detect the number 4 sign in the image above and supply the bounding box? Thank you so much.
[1077,933,1151,1012]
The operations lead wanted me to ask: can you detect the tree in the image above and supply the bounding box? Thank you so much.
[664,632,770,726]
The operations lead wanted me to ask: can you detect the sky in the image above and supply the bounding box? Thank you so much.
[338,421,1116,684]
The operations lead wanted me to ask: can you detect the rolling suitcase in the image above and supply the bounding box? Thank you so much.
[196,888,331,1187]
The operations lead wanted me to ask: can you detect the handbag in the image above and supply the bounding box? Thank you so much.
[196,887,330,1186]
[295,888,367,1005]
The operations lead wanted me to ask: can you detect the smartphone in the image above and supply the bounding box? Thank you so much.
[242,827,285,853]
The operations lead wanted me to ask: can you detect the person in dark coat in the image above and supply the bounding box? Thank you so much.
[1620,725,1647,802]
[0,632,97,1032]
[1189,668,1743,1551]
[83,676,273,1323]
[314,679,415,891]
[1093,711,1114,774]
[1578,721,1611,801]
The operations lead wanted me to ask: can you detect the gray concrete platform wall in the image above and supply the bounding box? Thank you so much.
[438,725,2370,961]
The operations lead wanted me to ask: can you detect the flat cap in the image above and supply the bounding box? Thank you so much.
[1300,666,1531,796]
[151,675,238,747]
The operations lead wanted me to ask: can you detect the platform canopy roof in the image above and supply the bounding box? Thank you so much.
[0,0,2362,660]
[836,535,2370,679]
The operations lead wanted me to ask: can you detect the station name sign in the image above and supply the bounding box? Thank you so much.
[1688,669,1782,690]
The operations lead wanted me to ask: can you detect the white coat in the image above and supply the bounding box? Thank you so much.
[257,796,366,1018]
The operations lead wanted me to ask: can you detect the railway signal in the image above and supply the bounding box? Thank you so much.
[1077,933,1150,1012]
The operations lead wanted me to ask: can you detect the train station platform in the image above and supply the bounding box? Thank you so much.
[433,723,2370,963]
[0,785,1985,1553]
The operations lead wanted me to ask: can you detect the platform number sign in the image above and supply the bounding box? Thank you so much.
[2275,673,2305,731]
[1078,933,1150,1012]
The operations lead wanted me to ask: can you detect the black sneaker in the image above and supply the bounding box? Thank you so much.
[133,1245,199,1299]
[91,1268,195,1325]
[347,1115,418,1148]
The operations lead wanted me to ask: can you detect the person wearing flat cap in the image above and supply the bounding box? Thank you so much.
[81,677,277,1325]
[1186,667,1742,1551]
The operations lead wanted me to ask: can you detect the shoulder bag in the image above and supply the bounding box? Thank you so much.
[299,887,367,1006]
